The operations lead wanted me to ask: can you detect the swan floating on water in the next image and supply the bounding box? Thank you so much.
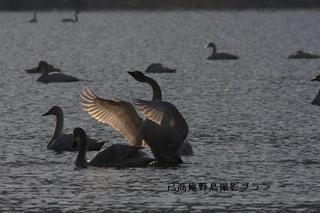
[61,10,79,23]
[29,11,37,23]
[25,61,61,74]
[205,42,239,60]
[145,63,176,73]
[73,127,154,168]
[42,106,105,151]
[127,71,193,156]
[80,88,185,165]
[288,50,320,59]
[36,61,79,83]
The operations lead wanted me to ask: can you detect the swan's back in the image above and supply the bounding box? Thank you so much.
[208,53,238,60]
[89,144,153,167]
[145,63,176,73]
[37,72,79,83]
[50,134,104,151]
[288,50,320,59]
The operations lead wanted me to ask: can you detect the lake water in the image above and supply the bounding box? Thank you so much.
[0,10,320,212]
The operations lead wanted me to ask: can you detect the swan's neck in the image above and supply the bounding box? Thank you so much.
[48,111,64,148]
[145,77,162,101]
[75,13,78,22]
[75,138,88,167]
[211,45,217,54]
[39,66,49,76]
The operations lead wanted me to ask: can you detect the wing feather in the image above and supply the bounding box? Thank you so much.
[80,88,142,145]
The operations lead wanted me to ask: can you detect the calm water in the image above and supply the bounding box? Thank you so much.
[1,10,320,212]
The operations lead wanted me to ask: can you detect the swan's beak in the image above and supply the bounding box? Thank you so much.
[205,44,209,48]
[127,71,134,76]
[42,111,50,116]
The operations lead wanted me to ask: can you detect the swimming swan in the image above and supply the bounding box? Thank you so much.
[205,42,239,60]
[80,88,185,165]
[288,50,320,59]
[61,10,79,23]
[145,63,176,73]
[29,11,37,23]
[127,71,193,156]
[25,61,61,74]
[36,61,79,83]
[73,127,154,168]
[42,106,105,151]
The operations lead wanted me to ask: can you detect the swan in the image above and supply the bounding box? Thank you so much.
[80,88,185,165]
[42,106,105,151]
[145,63,176,73]
[25,61,61,74]
[61,10,79,23]
[205,42,239,60]
[311,88,320,106]
[73,127,154,168]
[127,71,193,156]
[288,50,320,59]
[36,61,79,83]
[29,11,37,23]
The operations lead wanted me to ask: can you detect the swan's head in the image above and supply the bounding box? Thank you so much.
[311,75,320,82]
[42,106,62,116]
[37,61,49,73]
[205,42,216,48]
[76,10,80,14]
[127,71,147,82]
[73,127,87,149]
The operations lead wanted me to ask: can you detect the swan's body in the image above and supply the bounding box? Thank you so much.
[128,71,193,156]
[25,61,61,74]
[145,63,176,73]
[73,127,154,168]
[206,42,238,60]
[288,50,320,59]
[61,11,79,23]
[36,61,79,83]
[311,88,320,106]
[42,106,105,151]
[29,12,37,23]
[80,88,184,165]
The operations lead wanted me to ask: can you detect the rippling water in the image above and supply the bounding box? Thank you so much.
[1,10,320,212]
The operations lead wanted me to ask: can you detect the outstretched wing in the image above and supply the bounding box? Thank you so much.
[133,98,176,126]
[80,88,142,145]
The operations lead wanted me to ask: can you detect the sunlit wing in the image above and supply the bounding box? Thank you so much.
[80,88,142,145]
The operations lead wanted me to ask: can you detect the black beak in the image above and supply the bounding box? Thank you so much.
[42,112,50,116]
[127,71,134,77]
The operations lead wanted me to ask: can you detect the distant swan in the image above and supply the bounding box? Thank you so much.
[73,127,154,168]
[205,42,239,60]
[80,88,186,165]
[25,61,61,74]
[42,106,105,151]
[61,10,79,23]
[127,71,193,156]
[36,61,79,83]
[145,63,176,73]
[29,11,37,23]
[288,50,320,59]
[311,75,320,106]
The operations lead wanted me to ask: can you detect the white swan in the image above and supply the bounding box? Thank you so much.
[36,61,79,83]
[205,42,239,60]
[61,11,79,23]
[80,88,185,165]
[127,71,193,156]
[73,127,154,168]
[42,106,105,151]
[29,11,37,23]
[145,63,176,73]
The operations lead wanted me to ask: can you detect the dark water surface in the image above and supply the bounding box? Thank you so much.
[1,11,320,212]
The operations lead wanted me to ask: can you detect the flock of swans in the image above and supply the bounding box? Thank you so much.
[24,17,319,168]
[29,10,80,23]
